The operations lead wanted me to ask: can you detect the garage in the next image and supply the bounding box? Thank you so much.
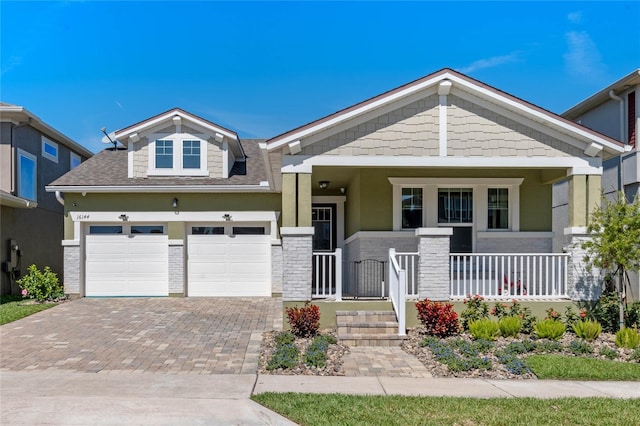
[85,224,169,297]
[187,224,271,296]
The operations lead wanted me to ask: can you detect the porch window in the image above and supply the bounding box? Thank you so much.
[401,188,423,229]
[488,188,509,229]
[438,188,472,223]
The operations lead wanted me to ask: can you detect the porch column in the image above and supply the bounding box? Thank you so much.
[416,228,453,300]
[564,227,601,301]
[281,171,314,301]
[568,174,601,227]
[281,227,314,301]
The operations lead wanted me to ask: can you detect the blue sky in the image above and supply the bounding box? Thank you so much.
[1,1,639,154]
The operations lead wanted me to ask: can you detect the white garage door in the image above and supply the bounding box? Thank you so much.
[85,225,168,297]
[187,225,271,297]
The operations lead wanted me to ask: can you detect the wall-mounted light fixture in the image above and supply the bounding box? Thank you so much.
[340,187,346,194]
[319,181,330,190]
[223,214,232,221]
[172,198,179,209]
[119,214,129,221]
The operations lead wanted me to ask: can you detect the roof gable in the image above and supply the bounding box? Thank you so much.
[266,68,626,158]
[115,108,245,159]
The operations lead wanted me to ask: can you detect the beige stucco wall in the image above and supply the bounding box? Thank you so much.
[63,192,281,239]
[448,95,584,158]
[331,167,553,239]
[301,95,440,156]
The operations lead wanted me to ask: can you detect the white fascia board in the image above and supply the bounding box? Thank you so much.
[266,76,446,152]
[69,210,279,223]
[282,154,600,170]
[116,111,238,141]
[0,191,38,208]
[259,143,276,190]
[447,74,625,154]
[45,183,272,193]
[389,177,525,186]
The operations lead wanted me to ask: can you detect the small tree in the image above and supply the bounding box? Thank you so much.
[582,192,640,330]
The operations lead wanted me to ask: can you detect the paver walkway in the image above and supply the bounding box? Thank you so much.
[342,346,432,377]
[0,297,282,374]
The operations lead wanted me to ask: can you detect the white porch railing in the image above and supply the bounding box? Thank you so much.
[312,248,342,301]
[450,253,570,300]
[394,251,419,297]
[388,248,407,336]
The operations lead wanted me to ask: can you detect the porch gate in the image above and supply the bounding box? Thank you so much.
[343,259,387,298]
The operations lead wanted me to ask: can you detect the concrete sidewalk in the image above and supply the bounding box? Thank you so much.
[254,375,640,399]
[1,371,638,425]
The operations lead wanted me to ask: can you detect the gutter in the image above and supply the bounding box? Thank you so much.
[45,183,275,194]
[55,191,64,206]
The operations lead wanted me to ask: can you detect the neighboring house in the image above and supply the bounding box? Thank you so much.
[558,69,640,300]
[1,103,93,295]
[47,69,626,336]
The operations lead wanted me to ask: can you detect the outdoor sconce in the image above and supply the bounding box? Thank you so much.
[172,198,179,209]
[119,214,129,221]
[223,214,232,221]
[319,181,330,190]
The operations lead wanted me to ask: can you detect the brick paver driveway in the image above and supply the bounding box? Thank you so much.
[0,297,281,374]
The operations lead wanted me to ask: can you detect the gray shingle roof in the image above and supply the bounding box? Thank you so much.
[49,139,267,187]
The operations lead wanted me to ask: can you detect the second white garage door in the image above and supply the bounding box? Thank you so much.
[187,226,271,297]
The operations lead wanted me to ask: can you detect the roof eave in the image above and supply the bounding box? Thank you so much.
[45,183,273,194]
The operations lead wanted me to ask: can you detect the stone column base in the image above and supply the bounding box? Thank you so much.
[281,227,314,301]
[416,228,452,300]
[564,227,601,301]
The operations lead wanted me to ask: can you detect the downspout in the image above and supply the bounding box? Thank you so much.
[55,191,64,206]
[609,90,625,194]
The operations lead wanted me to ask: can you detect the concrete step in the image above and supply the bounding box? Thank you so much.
[336,310,403,346]
[338,333,406,347]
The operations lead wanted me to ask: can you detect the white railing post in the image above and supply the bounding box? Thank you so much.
[388,248,407,337]
[398,268,406,336]
[335,248,342,301]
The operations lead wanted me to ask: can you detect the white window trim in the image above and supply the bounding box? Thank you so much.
[147,132,208,176]
[390,178,523,235]
[17,148,37,201]
[41,137,58,163]
[70,152,81,169]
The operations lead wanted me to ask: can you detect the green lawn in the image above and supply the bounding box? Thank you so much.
[252,393,640,426]
[0,295,56,325]
[527,354,640,381]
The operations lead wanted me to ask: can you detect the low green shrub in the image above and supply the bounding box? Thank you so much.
[626,301,640,329]
[267,343,300,370]
[286,301,320,338]
[498,316,522,337]
[415,299,459,337]
[571,320,602,342]
[535,340,563,353]
[17,265,64,303]
[274,331,295,345]
[534,319,565,340]
[599,347,618,360]
[490,300,536,334]
[569,340,593,356]
[615,327,640,349]
[631,348,640,362]
[305,335,330,368]
[468,318,500,341]
[460,295,489,331]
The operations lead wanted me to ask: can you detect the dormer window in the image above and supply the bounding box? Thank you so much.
[155,140,173,169]
[183,140,201,169]
[148,134,208,176]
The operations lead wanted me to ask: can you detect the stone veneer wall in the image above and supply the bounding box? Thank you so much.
[565,229,601,301]
[281,228,313,301]
[344,232,419,262]
[63,245,80,295]
[476,235,553,254]
[168,243,184,295]
[271,244,283,294]
[416,229,452,300]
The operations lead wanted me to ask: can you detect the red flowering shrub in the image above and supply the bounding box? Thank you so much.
[285,301,320,337]
[415,299,460,337]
